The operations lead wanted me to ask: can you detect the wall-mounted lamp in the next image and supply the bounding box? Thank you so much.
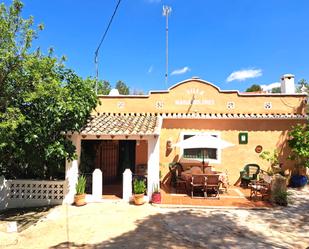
[166,140,172,150]
[165,139,173,157]
[136,140,140,146]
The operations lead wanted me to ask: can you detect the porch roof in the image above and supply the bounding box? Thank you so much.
[80,113,161,136]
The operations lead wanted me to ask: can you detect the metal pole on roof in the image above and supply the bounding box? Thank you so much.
[163,5,172,87]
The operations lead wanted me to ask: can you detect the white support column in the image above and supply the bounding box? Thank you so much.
[0,176,8,211]
[123,169,132,202]
[92,169,102,201]
[64,134,81,204]
[147,136,160,199]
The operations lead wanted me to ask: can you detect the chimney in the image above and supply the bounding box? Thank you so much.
[108,89,120,96]
[280,74,295,94]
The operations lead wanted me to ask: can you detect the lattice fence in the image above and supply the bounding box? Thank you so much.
[0,178,67,210]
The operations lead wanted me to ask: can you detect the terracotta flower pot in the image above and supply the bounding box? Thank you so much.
[133,193,145,205]
[151,192,161,204]
[74,194,86,206]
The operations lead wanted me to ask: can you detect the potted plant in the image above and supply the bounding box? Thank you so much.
[151,184,161,204]
[133,179,146,205]
[74,175,87,206]
[288,124,309,188]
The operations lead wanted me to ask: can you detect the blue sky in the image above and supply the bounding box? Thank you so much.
[6,0,309,92]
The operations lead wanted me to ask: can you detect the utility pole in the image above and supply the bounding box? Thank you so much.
[163,5,172,87]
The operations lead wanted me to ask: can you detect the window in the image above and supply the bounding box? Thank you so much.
[182,134,219,162]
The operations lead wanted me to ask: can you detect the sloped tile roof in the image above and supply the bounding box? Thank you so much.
[80,113,160,135]
[79,112,307,136]
[158,113,308,119]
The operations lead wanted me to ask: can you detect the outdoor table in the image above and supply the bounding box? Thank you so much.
[181,170,228,194]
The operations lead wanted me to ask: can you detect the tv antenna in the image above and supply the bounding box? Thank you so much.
[163,5,172,87]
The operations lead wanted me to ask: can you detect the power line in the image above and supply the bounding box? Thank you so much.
[94,0,122,95]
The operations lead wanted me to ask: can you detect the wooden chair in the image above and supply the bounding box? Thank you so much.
[190,166,203,175]
[205,174,220,199]
[250,174,272,200]
[191,174,207,198]
[203,166,213,174]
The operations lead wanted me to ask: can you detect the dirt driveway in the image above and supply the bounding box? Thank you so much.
[1,186,308,249]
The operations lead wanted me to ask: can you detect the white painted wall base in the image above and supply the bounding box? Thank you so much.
[92,169,103,201]
[64,134,81,204]
[123,169,132,202]
[147,136,160,199]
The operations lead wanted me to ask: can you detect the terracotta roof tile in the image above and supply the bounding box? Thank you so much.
[80,113,160,135]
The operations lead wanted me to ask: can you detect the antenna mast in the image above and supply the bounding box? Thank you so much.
[163,5,172,87]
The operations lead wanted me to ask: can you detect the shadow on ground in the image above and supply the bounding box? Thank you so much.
[0,206,55,232]
[49,209,288,249]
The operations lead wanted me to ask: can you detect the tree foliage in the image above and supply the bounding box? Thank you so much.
[296,79,308,94]
[0,0,97,179]
[271,87,281,93]
[245,84,262,92]
[97,80,111,95]
[116,80,129,95]
[288,124,309,168]
[96,80,130,95]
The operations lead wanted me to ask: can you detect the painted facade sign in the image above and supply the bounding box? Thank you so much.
[96,79,307,115]
[175,99,215,105]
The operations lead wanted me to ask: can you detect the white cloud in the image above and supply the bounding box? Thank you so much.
[261,82,281,92]
[226,69,262,82]
[148,66,153,73]
[171,66,190,76]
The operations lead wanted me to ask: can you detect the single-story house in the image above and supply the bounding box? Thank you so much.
[64,74,307,203]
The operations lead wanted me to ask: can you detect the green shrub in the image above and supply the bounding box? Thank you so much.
[272,190,291,206]
[259,149,279,166]
[133,179,146,195]
[76,175,86,195]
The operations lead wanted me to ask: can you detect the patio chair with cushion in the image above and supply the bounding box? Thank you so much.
[250,173,272,200]
[205,174,220,199]
[240,164,260,187]
[191,174,207,198]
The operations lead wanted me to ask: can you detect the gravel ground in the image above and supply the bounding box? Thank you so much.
[0,186,308,249]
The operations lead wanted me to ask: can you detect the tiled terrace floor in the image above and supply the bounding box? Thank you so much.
[160,183,272,208]
[102,183,122,199]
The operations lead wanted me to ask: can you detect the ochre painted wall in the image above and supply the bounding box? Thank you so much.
[95,80,307,115]
[91,79,307,185]
[159,119,306,184]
